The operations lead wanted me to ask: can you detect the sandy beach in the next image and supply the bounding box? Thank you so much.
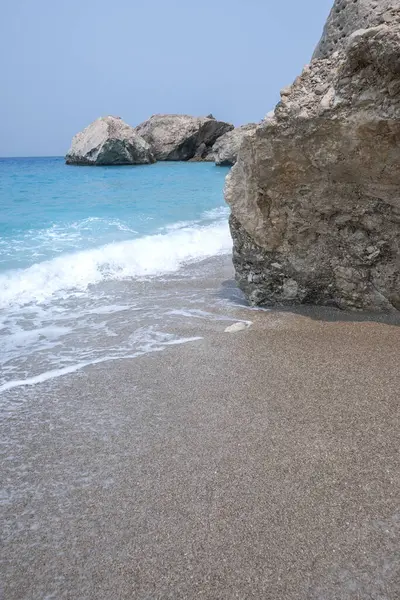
[2,1,400,598]
[2,261,399,599]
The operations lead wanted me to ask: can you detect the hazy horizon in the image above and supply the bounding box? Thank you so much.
[1,0,332,157]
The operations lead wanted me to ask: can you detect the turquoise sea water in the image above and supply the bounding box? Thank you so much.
[0,158,232,391]
[0,158,230,273]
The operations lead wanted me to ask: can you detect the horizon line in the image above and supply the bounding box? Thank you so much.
[0,155,64,160]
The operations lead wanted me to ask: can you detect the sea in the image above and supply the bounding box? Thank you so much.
[0,157,245,394]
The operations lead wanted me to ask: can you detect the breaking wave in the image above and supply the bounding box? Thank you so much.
[0,218,231,308]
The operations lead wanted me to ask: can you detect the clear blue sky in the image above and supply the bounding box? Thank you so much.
[0,0,333,157]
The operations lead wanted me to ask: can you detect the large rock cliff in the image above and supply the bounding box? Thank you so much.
[225,3,400,312]
[66,116,155,166]
[135,114,233,161]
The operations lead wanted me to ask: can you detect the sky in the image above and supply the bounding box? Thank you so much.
[0,0,333,157]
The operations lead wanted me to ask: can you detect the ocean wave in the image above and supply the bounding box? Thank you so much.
[202,206,230,220]
[0,219,232,308]
[0,217,141,272]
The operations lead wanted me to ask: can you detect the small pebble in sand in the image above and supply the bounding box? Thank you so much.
[224,322,251,333]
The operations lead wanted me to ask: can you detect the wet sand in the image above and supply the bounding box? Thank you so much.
[2,283,400,599]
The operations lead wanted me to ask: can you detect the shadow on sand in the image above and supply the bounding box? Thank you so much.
[218,278,400,327]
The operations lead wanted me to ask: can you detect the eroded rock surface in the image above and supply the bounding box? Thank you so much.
[135,114,233,161]
[212,124,257,166]
[226,16,400,312]
[314,0,400,59]
[66,117,155,166]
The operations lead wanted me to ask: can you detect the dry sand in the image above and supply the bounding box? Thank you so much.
[2,299,400,599]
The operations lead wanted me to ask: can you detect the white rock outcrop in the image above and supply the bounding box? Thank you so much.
[66,116,155,166]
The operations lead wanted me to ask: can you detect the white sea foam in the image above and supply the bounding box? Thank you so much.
[0,362,99,393]
[166,309,252,325]
[162,220,198,231]
[202,206,230,220]
[0,334,203,394]
[0,220,231,309]
[0,217,140,271]
[0,206,231,393]
[2,325,70,350]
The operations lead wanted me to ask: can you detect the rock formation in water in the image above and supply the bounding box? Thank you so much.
[212,124,258,166]
[225,1,400,312]
[66,116,155,166]
[135,114,233,161]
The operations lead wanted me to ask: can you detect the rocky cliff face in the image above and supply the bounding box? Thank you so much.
[314,0,400,59]
[226,7,400,312]
[66,117,155,166]
[135,114,233,161]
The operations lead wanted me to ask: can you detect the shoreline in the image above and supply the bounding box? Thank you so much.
[2,273,399,599]
[2,248,398,396]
